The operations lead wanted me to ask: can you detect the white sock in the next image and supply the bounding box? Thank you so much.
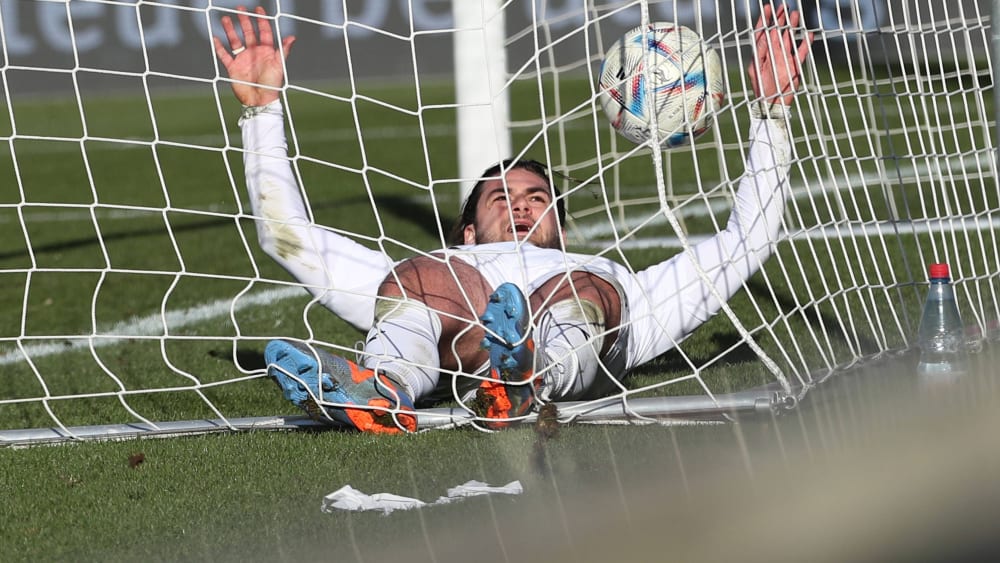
[536,299,606,400]
[360,299,442,402]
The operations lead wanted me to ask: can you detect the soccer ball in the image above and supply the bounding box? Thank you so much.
[598,23,725,147]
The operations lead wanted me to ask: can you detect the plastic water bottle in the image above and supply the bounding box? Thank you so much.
[916,263,967,382]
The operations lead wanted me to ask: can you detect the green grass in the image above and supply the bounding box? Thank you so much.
[0,421,754,562]
[4,353,1000,563]
[0,61,997,560]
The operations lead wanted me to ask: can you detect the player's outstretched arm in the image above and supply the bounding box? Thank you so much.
[625,7,812,367]
[215,7,391,331]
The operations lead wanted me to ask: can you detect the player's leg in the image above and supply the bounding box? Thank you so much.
[266,339,417,434]
[529,271,622,400]
[367,254,493,398]
[267,255,492,433]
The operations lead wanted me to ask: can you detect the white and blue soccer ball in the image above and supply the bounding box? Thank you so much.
[598,23,725,148]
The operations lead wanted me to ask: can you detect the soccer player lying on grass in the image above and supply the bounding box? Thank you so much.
[214,5,812,433]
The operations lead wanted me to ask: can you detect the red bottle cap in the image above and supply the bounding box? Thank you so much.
[928,263,949,279]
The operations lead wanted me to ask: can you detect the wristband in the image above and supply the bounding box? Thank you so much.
[238,100,283,126]
[751,101,791,120]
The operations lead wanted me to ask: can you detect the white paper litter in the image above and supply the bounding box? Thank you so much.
[445,479,524,499]
[322,480,523,514]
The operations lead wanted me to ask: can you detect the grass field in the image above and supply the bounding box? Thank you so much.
[1,57,997,561]
[3,352,1000,562]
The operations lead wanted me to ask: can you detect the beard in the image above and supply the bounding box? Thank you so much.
[475,228,562,250]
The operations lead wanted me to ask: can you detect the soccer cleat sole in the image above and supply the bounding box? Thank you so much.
[478,283,538,426]
[265,339,417,434]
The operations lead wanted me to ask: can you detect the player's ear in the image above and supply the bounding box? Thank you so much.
[463,223,476,245]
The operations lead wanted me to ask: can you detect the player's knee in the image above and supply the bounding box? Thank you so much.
[376,254,492,330]
[533,271,621,329]
[377,255,455,298]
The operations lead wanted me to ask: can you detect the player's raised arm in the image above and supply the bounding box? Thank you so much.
[215,7,392,332]
[626,8,811,367]
[214,5,295,107]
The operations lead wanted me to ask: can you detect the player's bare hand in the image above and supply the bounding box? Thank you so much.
[748,5,812,106]
[214,5,296,107]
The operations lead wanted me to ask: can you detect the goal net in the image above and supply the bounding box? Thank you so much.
[0,0,994,444]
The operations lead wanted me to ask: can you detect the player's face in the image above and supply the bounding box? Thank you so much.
[464,168,564,248]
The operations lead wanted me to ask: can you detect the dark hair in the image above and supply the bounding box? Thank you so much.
[447,158,566,246]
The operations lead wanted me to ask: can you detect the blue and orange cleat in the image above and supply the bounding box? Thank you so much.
[265,339,417,434]
[477,283,539,427]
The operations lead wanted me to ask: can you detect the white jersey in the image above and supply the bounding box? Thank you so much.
[241,102,792,380]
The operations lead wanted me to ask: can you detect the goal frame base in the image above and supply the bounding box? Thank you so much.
[0,387,795,447]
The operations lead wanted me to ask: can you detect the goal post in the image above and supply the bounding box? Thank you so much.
[0,0,996,446]
[452,0,512,204]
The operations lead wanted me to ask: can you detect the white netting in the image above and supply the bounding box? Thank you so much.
[0,0,995,442]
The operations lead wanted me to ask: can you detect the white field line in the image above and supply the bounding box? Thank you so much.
[575,154,989,247]
[4,150,978,230]
[582,215,1000,250]
[2,123,461,156]
[0,286,303,366]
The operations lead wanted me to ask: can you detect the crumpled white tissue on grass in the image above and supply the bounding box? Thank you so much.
[321,480,523,514]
